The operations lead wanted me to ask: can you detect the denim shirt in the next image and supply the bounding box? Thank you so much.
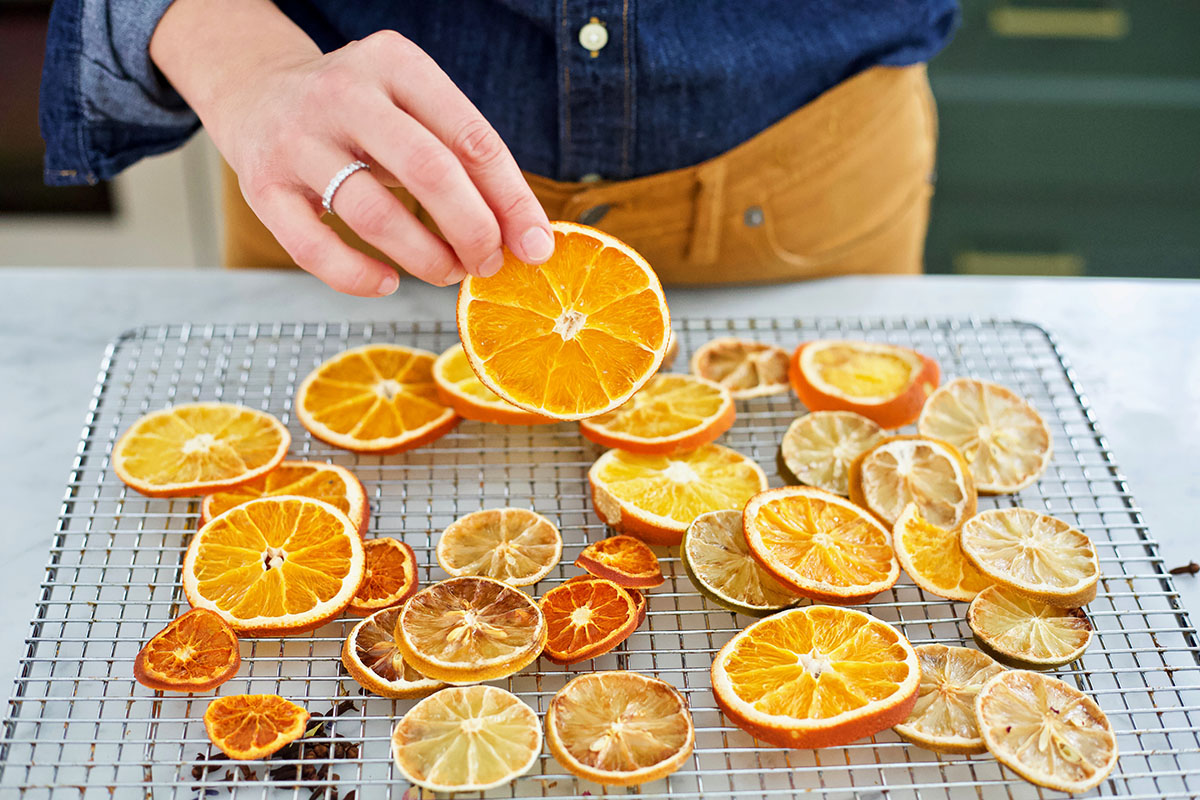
[40,0,958,187]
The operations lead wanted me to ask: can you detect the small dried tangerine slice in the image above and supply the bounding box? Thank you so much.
[562,575,647,627]
[893,503,991,602]
[579,373,735,454]
[968,585,1094,669]
[341,606,445,698]
[133,608,240,693]
[432,344,555,425]
[347,538,419,615]
[436,508,562,587]
[540,577,639,664]
[203,694,309,760]
[892,644,1004,754]
[575,535,664,588]
[201,460,368,535]
[690,337,790,399]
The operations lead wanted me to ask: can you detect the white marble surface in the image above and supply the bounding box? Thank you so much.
[3,268,1199,702]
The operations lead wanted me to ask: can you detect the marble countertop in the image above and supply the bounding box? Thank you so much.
[3,268,1199,700]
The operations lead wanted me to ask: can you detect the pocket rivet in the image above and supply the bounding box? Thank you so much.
[744,206,764,227]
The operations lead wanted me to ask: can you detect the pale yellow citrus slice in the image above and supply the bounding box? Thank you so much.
[200,460,368,535]
[341,606,446,698]
[432,343,554,425]
[968,585,1094,668]
[681,510,797,617]
[690,338,790,399]
[849,435,977,529]
[892,644,1004,754]
[778,410,885,496]
[578,373,735,454]
[893,503,991,602]
[436,508,562,587]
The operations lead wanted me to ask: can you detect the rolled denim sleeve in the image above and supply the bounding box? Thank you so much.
[40,0,200,186]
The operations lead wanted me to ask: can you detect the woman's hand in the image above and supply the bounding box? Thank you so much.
[150,0,553,296]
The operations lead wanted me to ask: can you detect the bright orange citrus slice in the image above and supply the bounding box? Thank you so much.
[540,577,639,664]
[200,460,368,535]
[456,220,671,420]
[711,605,920,748]
[579,373,734,454]
[893,503,991,602]
[295,344,458,453]
[436,508,562,587]
[347,537,418,615]
[562,575,648,627]
[574,535,664,589]
[432,344,555,425]
[133,609,240,693]
[690,338,791,398]
[204,694,309,760]
[341,606,446,698]
[182,495,365,636]
[778,410,884,496]
[112,402,289,497]
[892,644,1004,754]
[849,435,977,529]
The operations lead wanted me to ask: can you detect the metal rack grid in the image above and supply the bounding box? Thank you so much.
[2,317,1199,800]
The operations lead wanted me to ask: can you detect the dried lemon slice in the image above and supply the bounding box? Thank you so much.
[849,435,977,529]
[341,606,446,698]
[968,585,1093,669]
[893,644,1004,754]
[436,508,562,586]
[778,411,884,496]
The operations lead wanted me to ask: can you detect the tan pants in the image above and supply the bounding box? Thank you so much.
[223,64,936,284]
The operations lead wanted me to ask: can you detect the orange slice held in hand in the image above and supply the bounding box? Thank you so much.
[341,606,446,699]
[200,460,368,535]
[133,609,240,693]
[578,373,735,454]
[295,344,458,454]
[690,338,791,399]
[346,537,419,615]
[204,694,310,760]
[432,343,555,425]
[456,221,671,420]
[540,577,640,664]
[575,535,664,589]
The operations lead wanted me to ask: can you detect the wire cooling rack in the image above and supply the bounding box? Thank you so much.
[1,317,1198,800]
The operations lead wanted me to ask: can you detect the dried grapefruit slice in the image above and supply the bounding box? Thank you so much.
[574,535,664,589]
[892,644,1004,754]
[113,402,289,497]
[690,338,790,399]
[540,577,639,664]
[589,443,768,545]
[711,605,920,748]
[456,220,671,420]
[578,373,735,454]
[432,344,555,425]
[200,460,368,534]
[347,537,418,615]
[547,671,694,786]
[133,609,240,693]
[969,585,1093,669]
[203,694,309,760]
[778,411,884,496]
[742,486,900,604]
[893,503,991,602]
[295,344,457,453]
[436,508,562,587]
[341,606,445,698]
[849,435,977,529]
[681,510,797,617]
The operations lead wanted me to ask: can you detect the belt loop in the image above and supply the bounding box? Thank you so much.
[686,159,726,266]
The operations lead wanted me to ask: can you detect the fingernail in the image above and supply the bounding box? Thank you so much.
[377,272,399,296]
[520,226,554,263]
[479,250,504,278]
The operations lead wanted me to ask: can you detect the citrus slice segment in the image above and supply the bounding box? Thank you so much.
[113,402,289,497]
[849,435,977,529]
[690,338,791,399]
[711,605,920,748]
[203,694,309,760]
[968,585,1094,669]
[892,644,1004,754]
[575,535,664,589]
[589,443,768,545]
[347,537,419,615]
[547,671,695,786]
[578,373,735,454]
[182,496,365,636]
[295,344,458,453]
[456,220,671,420]
[341,606,446,698]
[960,508,1100,606]
[918,378,1053,494]
[391,685,542,792]
[742,487,900,604]
[436,508,562,587]
[395,576,547,684]
[893,503,991,602]
[778,411,884,496]
[432,344,555,425]
[200,460,368,534]
[562,575,647,627]
[976,670,1118,793]
[681,510,797,617]
[540,577,639,664]
[133,609,240,693]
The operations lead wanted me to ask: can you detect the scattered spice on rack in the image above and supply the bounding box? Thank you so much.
[1169,561,1199,576]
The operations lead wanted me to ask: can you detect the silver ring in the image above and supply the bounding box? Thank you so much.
[321,160,370,215]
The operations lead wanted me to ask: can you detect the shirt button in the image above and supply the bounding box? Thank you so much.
[578,173,603,183]
[579,19,608,54]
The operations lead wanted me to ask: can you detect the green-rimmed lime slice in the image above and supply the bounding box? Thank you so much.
[681,510,798,617]
[968,585,1093,669]
[778,411,884,496]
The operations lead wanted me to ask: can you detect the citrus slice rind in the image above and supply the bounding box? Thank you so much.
[546,671,695,786]
[200,460,369,535]
[893,503,991,602]
[976,670,1118,793]
[848,435,977,530]
[391,685,542,792]
[574,535,664,589]
[711,605,920,749]
[917,377,1053,494]
[968,585,1093,669]
[960,508,1100,607]
[432,344,556,425]
[540,577,639,664]
[133,609,241,693]
[578,373,735,454]
[456,220,671,420]
[892,644,1004,755]
[203,694,309,761]
[778,411,885,496]
[341,606,446,698]
[112,402,290,497]
[347,537,419,616]
[436,508,562,587]
[660,327,680,370]
[689,338,791,399]
[742,487,900,604]
[681,510,798,617]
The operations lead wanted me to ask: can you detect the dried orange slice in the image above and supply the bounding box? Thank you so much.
[200,460,368,534]
[432,344,555,425]
[892,644,1004,755]
[540,577,639,664]
[574,535,664,589]
[182,495,365,636]
[711,605,920,748]
[578,373,735,454]
[681,510,797,617]
[969,585,1094,668]
[203,694,309,760]
[456,220,671,420]
[976,670,1118,793]
[690,338,790,398]
[341,606,446,698]
[788,340,940,429]
[295,344,457,453]
[562,575,647,627]
[347,537,418,615]
[113,402,289,497]
[960,508,1100,607]
[778,411,884,496]
[589,443,768,545]
[742,486,900,604]
[918,378,1053,494]
[849,435,977,529]
[133,608,240,693]
[547,671,694,786]
[396,576,547,684]
[893,503,991,602]
[436,508,562,587]
[391,685,542,792]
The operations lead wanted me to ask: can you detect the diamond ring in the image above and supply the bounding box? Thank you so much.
[321,160,370,215]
